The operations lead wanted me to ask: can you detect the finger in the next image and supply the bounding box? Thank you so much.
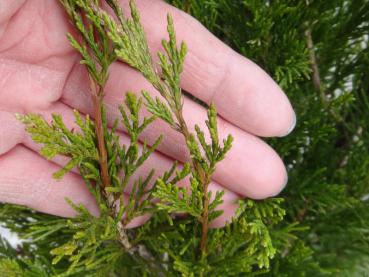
[62,63,287,199]
[0,110,24,155]
[0,144,150,228]
[0,145,99,217]
[19,102,241,226]
[116,0,295,137]
[0,1,75,64]
[0,58,71,112]
[0,1,25,26]
[0,145,236,228]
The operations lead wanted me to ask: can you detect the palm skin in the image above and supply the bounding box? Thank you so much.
[0,0,295,228]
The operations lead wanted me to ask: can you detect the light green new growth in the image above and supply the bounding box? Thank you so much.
[17,112,98,180]
[9,0,285,276]
[98,0,235,255]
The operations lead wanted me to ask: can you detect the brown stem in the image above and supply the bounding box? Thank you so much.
[305,27,325,103]
[184,0,192,13]
[90,77,111,189]
[106,194,133,250]
[176,111,210,255]
[296,199,310,222]
[200,180,210,255]
[304,25,347,125]
[90,77,133,248]
[90,78,135,249]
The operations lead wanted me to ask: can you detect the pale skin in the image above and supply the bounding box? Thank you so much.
[0,0,295,228]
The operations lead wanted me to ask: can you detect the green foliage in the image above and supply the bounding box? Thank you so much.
[142,91,177,127]
[133,198,288,276]
[0,258,52,277]
[60,0,116,87]
[153,178,203,218]
[1,0,368,276]
[192,104,233,172]
[170,0,311,90]
[47,201,123,275]
[102,0,236,261]
[17,111,98,180]
[5,0,244,275]
[168,0,369,275]
[0,259,25,277]
[207,199,285,274]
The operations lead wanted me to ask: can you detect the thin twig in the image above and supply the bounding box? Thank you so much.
[90,77,137,254]
[200,180,210,255]
[304,27,326,104]
[184,0,192,13]
[296,198,310,222]
[91,75,140,257]
[90,77,111,189]
[305,25,349,127]
[176,111,210,255]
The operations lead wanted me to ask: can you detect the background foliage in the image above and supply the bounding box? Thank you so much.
[1,0,369,276]
[167,0,369,275]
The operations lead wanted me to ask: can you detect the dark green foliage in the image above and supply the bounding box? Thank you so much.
[168,0,369,275]
[1,0,369,276]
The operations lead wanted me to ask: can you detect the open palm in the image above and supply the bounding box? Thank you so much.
[0,0,295,227]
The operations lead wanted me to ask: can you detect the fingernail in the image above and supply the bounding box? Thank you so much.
[281,112,296,137]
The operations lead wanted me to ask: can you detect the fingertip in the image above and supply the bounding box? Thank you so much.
[246,158,288,200]
[215,128,288,200]
[212,55,296,137]
[279,110,296,137]
[267,90,296,138]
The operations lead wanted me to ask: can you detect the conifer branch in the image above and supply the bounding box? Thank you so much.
[98,2,234,257]
[16,0,269,274]
[175,108,211,255]
[304,24,347,126]
[3,1,368,275]
[90,78,111,189]
[304,27,323,98]
[304,1,321,96]
[184,0,192,13]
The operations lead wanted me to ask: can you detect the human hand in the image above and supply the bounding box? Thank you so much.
[0,0,295,228]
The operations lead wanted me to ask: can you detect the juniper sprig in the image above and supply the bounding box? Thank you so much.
[2,1,287,276]
[99,0,234,255]
[1,0,368,276]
